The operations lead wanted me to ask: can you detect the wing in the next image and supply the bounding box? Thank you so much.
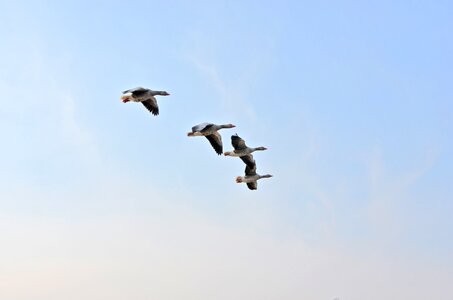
[231,134,247,150]
[131,89,149,97]
[123,87,148,94]
[246,181,257,190]
[240,154,255,168]
[192,122,212,133]
[199,123,215,134]
[141,97,159,116]
[245,160,257,176]
[205,132,223,155]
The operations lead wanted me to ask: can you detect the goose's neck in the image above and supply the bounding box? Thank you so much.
[151,90,168,96]
[253,146,267,152]
[259,174,272,179]
[218,124,234,130]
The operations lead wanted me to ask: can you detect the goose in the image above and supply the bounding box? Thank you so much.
[121,87,170,116]
[235,160,272,190]
[187,122,236,155]
[224,134,267,167]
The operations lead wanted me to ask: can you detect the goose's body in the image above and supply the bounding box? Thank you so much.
[224,134,267,167]
[187,122,236,155]
[236,160,272,190]
[121,87,170,116]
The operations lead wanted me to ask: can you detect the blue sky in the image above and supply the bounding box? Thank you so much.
[1,1,452,299]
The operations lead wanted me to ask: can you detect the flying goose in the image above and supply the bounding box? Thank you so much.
[121,87,170,116]
[187,122,236,155]
[224,134,267,167]
[236,160,272,190]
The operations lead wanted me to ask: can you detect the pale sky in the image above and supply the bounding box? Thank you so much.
[1,1,452,299]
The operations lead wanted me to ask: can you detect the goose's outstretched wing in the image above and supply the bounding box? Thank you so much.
[245,160,257,176]
[123,87,148,96]
[192,122,212,133]
[141,97,159,116]
[247,181,257,190]
[240,154,255,167]
[231,134,247,150]
[205,132,223,155]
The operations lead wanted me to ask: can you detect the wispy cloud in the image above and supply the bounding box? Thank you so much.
[182,29,275,123]
[188,55,258,121]
[0,34,101,181]
[366,146,438,242]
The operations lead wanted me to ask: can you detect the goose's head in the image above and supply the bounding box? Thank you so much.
[121,92,133,103]
[161,91,170,96]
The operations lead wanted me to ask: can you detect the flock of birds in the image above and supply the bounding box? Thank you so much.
[121,87,273,190]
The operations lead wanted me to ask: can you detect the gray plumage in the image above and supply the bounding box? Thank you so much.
[240,154,255,168]
[236,159,273,190]
[121,87,170,116]
[224,134,268,167]
[187,122,236,155]
[245,162,258,190]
